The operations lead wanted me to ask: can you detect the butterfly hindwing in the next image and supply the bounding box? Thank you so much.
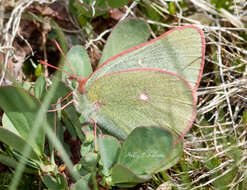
[79,69,196,139]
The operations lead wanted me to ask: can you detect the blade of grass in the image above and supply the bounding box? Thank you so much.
[9,72,59,190]
[44,119,81,180]
[0,154,37,174]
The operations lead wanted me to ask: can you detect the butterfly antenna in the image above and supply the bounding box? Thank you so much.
[54,40,76,75]
[38,60,75,78]
[54,41,90,93]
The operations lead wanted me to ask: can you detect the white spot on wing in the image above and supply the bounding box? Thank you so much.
[139,93,149,102]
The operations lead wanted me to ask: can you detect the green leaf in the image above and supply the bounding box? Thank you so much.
[210,0,233,10]
[213,168,237,190]
[205,156,221,170]
[99,135,121,176]
[111,164,151,185]
[117,127,182,174]
[69,0,77,16]
[98,19,150,65]
[168,2,177,15]
[63,45,93,79]
[80,131,95,157]
[78,14,89,27]
[0,128,40,160]
[22,82,32,92]
[42,174,68,190]
[141,1,162,22]
[50,19,68,54]
[2,113,20,136]
[49,81,72,105]
[62,106,85,142]
[0,153,37,174]
[73,0,107,18]
[35,64,43,77]
[231,59,245,72]
[81,152,98,172]
[107,0,130,8]
[71,174,91,190]
[34,75,46,100]
[243,110,247,124]
[0,86,45,154]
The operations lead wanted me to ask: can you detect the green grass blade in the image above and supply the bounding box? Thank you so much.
[9,76,60,190]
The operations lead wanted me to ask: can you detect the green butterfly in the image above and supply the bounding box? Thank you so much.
[75,24,205,140]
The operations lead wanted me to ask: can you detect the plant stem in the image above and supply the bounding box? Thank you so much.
[92,171,99,190]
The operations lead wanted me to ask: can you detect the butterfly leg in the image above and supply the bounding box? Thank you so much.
[50,90,74,107]
[89,116,98,151]
[48,99,76,112]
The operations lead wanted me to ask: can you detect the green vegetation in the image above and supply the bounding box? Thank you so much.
[0,0,246,189]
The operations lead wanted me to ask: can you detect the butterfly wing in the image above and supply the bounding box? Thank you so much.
[79,69,196,139]
[86,26,205,91]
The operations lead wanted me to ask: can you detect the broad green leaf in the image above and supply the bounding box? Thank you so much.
[111,164,151,185]
[81,152,98,172]
[71,174,91,190]
[62,45,92,79]
[99,135,121,176]
[117,127,183,174]
[98,19,150,65]
[2,113,20,136]
[0,128,40,160]
[0,86,45,154]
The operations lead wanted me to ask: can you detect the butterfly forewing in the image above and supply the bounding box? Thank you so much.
[80,70,196,139]
[86,26,205,91]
